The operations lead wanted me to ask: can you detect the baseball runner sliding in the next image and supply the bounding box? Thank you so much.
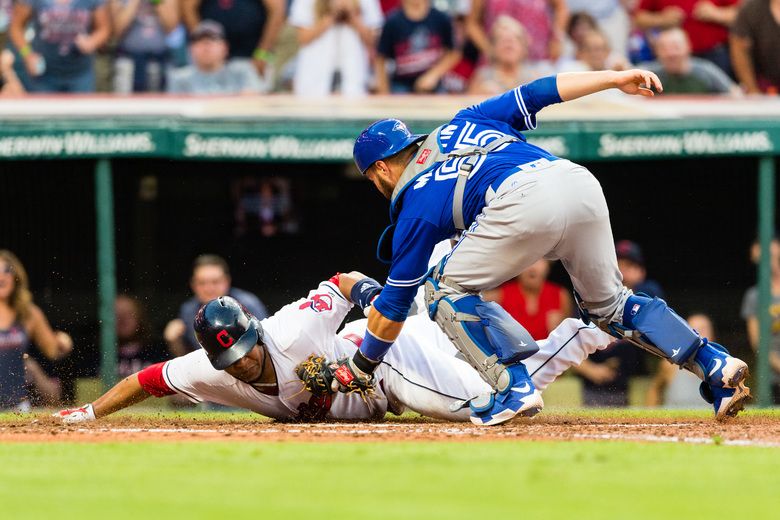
[55,269,616,423]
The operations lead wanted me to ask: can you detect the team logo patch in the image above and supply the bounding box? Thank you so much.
[631,303,641,316]
[216,329,235,348]
[334,364,354,385]
[416,148,432,164]
[299,293,333,313]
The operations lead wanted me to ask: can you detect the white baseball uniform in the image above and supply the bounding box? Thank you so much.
[159,279,614,422]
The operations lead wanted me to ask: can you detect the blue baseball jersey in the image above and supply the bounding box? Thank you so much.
[373,75,563,322]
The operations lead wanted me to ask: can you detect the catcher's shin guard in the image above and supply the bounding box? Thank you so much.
[423,272,538,393]
[576,291,702,367]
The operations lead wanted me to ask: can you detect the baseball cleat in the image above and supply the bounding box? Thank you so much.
[468,364,544,426]
[694,341,751,420]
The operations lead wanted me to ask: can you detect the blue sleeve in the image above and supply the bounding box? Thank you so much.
[372,218,441,322]
[462,75,562,131]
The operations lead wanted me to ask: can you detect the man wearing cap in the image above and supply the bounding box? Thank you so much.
[167,19,264,94]
[335,69,751,425]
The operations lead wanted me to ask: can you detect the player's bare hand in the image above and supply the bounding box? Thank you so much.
[613,69,663,97]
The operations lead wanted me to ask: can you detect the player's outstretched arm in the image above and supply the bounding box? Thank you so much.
[54,373,153,423]
[556,69,664,102]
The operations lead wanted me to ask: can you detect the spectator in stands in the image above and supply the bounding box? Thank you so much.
[0,0,11,51]
[634,0,740,76]
[646,313,716,408]
[615,239,665,297]
[116,294,168,380]
[0,250,73,410]
[182,0,285,89]
[110,0,180,93]
[564,2,631,58]
[168,20,265,94]
[573,240,664,407]
[468,15,554,95]
[289,0,383,97]
[483,259,573,341]
[164,254,268,357]
[741,237,780,402]
[465,0,569,65]
[0,50,24,96]
[9,0,111,93]
[641,27,739,94]
[374,0,461,93]
[560,28,628,72]
[730,0,780,94]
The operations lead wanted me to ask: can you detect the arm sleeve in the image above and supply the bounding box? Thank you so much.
[461,75,562,131]
[373,218,440,322]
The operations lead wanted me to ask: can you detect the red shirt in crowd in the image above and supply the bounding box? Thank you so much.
[497,280,564,340]
[637,0,739,53]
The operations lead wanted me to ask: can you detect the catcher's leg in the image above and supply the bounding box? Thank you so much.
[424,262,543,426]
[550,164,750,420]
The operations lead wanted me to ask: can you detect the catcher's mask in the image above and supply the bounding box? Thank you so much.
[194,296,263,370]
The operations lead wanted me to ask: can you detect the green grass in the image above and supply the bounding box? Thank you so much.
[2,410,779,519]
[0,440,778,519]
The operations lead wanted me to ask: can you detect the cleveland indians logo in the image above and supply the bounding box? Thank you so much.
[216,329,235,348]
[299,293,333,313]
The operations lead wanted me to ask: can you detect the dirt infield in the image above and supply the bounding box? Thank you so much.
[3,413,780,446]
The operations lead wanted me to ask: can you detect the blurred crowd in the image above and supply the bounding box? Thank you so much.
[0,0,778,97]
[2,233,779,410]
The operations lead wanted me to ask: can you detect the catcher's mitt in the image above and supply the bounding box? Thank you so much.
[296,355,334,397]
[295,355,375,400]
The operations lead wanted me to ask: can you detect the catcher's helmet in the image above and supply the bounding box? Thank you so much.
[194,296,263,370]
[353,118,426,174]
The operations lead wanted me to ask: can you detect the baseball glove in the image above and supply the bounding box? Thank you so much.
[295,355,375,401]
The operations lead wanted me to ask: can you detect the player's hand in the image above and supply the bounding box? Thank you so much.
[54,404,96,424]
[613,69,663,97]
[328,357,375,395]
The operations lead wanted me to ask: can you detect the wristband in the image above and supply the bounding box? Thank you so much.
[252,48,275,63]
[350,277,383,311]
[358,330,393,366]
[19,45,32,58]
[352,348,381,374]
